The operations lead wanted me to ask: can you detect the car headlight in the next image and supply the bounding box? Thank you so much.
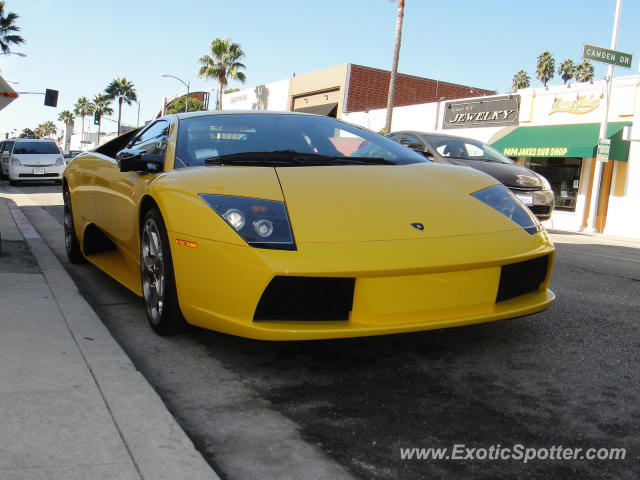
[200,194,296,250]
[11,157,21,166]
[538,174,552,191]
[55,157,65,166]
[471,184,542,235]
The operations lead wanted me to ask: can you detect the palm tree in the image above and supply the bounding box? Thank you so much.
[575,60,595,83]
[36,121,56,139]
[511,70,531,91]
[536,51,555,87]
[384,0,405,135]
[58,110,74,128]
[0,1,25,54]
[198,38,246,110]
[74,96,94,143]
[92,94,114,144]
[58,110,75,150]
[44,121,56,138]
[104,77,137,135]
[557,59,576,85]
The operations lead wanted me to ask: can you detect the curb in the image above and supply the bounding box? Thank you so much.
[1,196,220,480]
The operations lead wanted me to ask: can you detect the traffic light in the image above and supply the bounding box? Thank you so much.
[44,89,59,108]
[93,111,100,125]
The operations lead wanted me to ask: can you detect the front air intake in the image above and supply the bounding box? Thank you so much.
[496,255,549,302]
[254,276,355,321]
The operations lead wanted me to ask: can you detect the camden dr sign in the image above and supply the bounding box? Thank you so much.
[443,95,520,129]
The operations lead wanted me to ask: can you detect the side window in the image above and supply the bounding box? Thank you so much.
[129,121,169,155]
[400,134,424,151]
[5,141,15,154]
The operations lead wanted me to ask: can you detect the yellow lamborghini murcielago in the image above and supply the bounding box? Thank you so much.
[63,112,554,339]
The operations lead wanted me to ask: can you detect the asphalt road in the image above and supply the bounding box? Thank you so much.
[7,183,640,480]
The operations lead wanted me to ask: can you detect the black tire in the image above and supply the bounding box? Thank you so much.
[63,190,85,263]
[140,207,187,335]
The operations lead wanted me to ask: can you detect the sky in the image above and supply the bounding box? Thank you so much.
[1,0,639,138]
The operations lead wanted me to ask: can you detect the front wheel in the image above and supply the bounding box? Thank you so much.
[63,190,85,263]
[140,208,186,335]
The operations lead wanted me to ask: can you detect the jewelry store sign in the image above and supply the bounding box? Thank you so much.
[443,95,520,129]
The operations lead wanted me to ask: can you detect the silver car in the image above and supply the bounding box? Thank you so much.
[0,139,16,179]
[7,139,65,186]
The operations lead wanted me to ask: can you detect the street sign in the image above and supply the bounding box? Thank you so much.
[596,138,611,162]
[583,43,633,69]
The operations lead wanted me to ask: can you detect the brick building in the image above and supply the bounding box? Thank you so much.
[222,63,495,119]
[345,64,494,113]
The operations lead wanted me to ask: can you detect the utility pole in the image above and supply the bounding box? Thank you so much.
[584,0,622,233]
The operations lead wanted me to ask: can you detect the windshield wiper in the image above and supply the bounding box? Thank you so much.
[203,150,395,166]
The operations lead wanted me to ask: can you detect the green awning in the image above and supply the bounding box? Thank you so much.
[490,122,631,161]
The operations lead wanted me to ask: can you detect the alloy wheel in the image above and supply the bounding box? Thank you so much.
[141,218,165,325]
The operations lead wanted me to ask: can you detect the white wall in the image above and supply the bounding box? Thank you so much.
[221,79,290,111]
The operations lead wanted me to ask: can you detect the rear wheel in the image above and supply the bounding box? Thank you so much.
[140,208,186,335]
[63,190,85,263]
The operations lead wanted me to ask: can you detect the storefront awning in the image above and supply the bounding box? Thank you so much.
[490,122,631,162]
[294,102,338,117]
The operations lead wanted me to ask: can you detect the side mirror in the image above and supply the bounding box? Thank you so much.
[116,148,164,173]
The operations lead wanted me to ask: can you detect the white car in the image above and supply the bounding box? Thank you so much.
[8,139,65,185]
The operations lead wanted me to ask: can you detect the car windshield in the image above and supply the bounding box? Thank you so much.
[13,141,61,155]
[428,135,514,164]
[175,113,427,168]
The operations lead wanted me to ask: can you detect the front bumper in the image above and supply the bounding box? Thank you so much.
[510,189,554,221]
[9,164,64,181]
[168,227,555,340]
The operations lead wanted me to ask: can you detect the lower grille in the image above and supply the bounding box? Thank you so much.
[496,255,549,302]
[529,205,551,215]
[254,276,355,321]
[19,173,58,178]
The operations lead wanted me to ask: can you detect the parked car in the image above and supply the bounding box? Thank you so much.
[62,150,82,163]
[0,138,16,180]
[63,112,554,339]
[7,139,65,185]
[387,131,555,221]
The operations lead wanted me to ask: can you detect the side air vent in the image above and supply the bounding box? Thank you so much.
[496,255,549,302]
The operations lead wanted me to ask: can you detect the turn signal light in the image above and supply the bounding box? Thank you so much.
[175,239,198,248]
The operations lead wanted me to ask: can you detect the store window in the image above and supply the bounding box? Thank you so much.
[523,157,583,212]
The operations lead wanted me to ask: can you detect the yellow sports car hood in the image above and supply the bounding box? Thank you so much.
[277,162,521,243]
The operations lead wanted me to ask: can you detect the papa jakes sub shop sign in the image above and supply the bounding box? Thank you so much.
[443,95,520,129]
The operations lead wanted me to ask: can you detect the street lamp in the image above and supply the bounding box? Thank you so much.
[161,73,190,113]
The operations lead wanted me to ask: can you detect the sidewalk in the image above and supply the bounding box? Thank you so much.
[0,196,219,479]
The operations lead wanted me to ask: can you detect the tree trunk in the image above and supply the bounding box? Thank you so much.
[81,115,85,145]
[219,78,224,110]
[384,0,405,134]
[117,97,123,135]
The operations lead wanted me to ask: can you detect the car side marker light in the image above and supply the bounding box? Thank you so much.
[176,239,198,248]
